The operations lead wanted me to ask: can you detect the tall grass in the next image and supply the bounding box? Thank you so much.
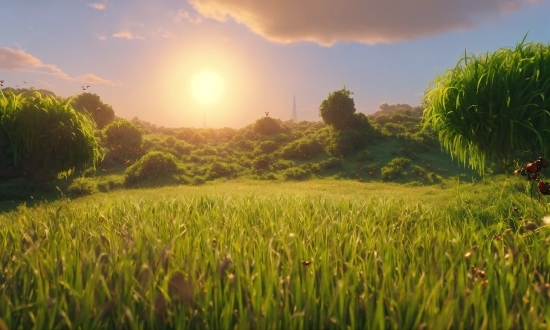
[423,38,550,173]
[1,178,550,328]
[0,91,101,176]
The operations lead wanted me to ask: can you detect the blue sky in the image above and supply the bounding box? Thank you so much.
[1,0,549,128]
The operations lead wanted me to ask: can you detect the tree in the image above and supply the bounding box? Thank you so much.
[103,119,143,150]
[423,39,550,173]
[0,91,101,181]
[102,119,144,164]
[71,92,115,129]
[319,86,356,130]
[254,117,283,135]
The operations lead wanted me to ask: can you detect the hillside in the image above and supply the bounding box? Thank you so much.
[0,88,483,202]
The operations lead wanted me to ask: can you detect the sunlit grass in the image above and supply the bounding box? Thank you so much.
[1,177,550,328]
[423,38,550,173]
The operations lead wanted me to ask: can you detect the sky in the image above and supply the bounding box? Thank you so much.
[1,0,549,128]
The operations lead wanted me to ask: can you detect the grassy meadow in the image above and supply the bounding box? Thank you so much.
[2,177,550,329]
[2,71,550,328]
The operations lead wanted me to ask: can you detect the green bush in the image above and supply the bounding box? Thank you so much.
[254,117,283,135]
[207,162,234,180]
[173,140,193,156]
[192,176,206,185]
[281,138,324,160]
[381,157,411,181]
[319,157,342,171]
[327,128,368,157]
[234,139,254,151]
[103,119,143,150]
[124,151,178,184]
[271,159,295,170]
[68,177,98,196]
[283,167,311,180]
[253,156,272,170]
[258,141,279,153]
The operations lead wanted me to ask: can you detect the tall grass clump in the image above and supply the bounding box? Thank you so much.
[0,91,101,180]
[423,37,550,173]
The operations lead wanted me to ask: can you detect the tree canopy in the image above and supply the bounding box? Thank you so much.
[71,92,115,129]
[319,86,356,130]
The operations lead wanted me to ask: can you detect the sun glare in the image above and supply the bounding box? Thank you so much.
[192,71,224,105]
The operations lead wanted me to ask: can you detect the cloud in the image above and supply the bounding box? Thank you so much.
[156,28,176,39]
[87,2,106,10]
[0,47,115,85]
[188,0,542,45]
[0,47,42,70]
[74,74,115,85]
[175,9,203,24]
[112,31,145,40]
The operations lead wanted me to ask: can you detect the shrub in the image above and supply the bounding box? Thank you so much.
[173,140,193,156]
[103,119,143,150]
[253,156,272,170]
[102,119,144,164]
[207,162,234,180]
[234,139,254,151]
[67,177,98,196]
[283,167,311,180]
[319,157,342,171]
[327,128,368,157]
[124,151,178,184]
[271,159,295,170]
[381,157,411,181]
[383,123,407,135]
[281,138,324,160]
[192,176,206,185]
[259,141,279,153]
[254,117,283,135]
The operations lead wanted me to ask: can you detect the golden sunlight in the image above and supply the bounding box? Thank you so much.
[191,71,224,105]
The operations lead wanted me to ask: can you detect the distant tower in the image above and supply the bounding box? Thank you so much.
[292,93,297,121]
[203,112,206,128]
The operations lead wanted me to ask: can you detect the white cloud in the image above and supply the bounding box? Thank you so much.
[0,47,42,70]
[0,47,115,85]
[74,74,115,85]
[112,31,145,40]
[188,0,543,45]
[175,9,203,24]
[156,28,176,39]
[88,2,106,10]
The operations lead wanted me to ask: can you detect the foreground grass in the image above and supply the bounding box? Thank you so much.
[1,177,550,329]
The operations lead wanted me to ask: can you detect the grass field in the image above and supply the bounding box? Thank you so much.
[1,177,550,329]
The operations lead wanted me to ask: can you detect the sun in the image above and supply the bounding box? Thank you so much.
[191,71,224,105]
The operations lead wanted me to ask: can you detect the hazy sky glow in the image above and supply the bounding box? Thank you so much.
[1,0,548,128]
